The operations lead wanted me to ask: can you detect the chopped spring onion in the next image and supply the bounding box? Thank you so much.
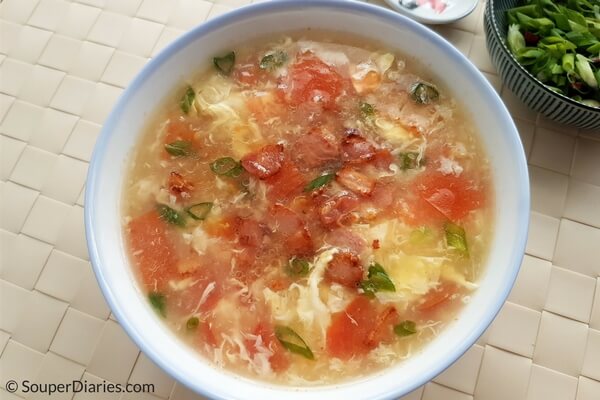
[260,50,288,70]
[186,202,213,220]
[505,0,600,106]
[575,54,598,89]
[286,258,310,277]
[274,325,315,360]
[164,140,192,157]
[213,51,236,75]
[398,152,423,170]
[359,102,375,118]
[149,292,166,317]
[507,24,526,54]
[444,222,469,256]
[410,82,439,104]
[180,86,195,114]
[210,157,244,178]
[394,320,417,336]
[304,173,335,192]
[186,317,199,330]
[360,263,396,298]
[157,204,186,227]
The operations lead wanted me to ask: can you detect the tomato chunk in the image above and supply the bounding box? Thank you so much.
[417,281,459,313]
[292,130,340,169]
[418,171,485,222]
[127,211,177,289]
[235,217,265,248]
[265,161,306,202]
[328,296,398,359]
[341,131,377,164]
[371,149,395,170]
[283,53,346,110]
[365,306,399,347]
[241,144,285,179]
[325,228,366,254]
[165,118,195,144]
[269,204,313,256]
[325,252,364,288]
[247,322,291,373]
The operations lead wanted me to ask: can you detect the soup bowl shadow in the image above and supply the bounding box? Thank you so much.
[85,1,530,399]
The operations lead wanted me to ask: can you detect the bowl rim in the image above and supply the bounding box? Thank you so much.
[85,0,529,399]
[485,0,600,113]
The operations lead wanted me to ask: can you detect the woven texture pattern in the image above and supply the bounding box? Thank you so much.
[0,1,599,399]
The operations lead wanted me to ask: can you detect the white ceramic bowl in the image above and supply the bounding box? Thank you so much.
[85,1,529,399]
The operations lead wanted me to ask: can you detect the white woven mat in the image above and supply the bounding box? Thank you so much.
[0,0,599,399]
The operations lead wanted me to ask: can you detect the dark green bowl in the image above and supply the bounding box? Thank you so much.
[484,0,600,130]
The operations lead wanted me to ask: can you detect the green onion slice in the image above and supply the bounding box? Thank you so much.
[149,292,166,317]
[260,50,288,70]
[359,102,375,118]
[398,152,423,170]
[186,317,199,330]
[164,140,192,157]
[507,24,526,55]
[304,173,335,192]
[157,204,186,227]
[210,157,244,178]
[186,202,213,221]
[213,51,236,75]
[394,320,417,337]
[410,82,439,104]
[286,258,310,277]
[360,263,396,297]
[274,325,315,360]
[444,222,469,257]
[180,86,195,114]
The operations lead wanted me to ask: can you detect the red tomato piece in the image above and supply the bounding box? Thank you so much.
[235,217,265,248]
[365,306,399,347]
[204,216,237,240]
[247,322,291,373]
[292,130,340,169]
[325,228,366,254]
[336,166,375,196]
[325,252,364,288]
[327,297,378,359]
[370,182,395,210]
[341,131,377,164]
[175,262,224,314]
[269,204,314,256]
[165,118,195,144]
[317,192,360,228]
[371,149,395,170]
[127,211,178,289]
[327,298,399,360]
[283,53,346,110]
[265,161,306,202]
[241,144,285,180]
[266,276,293,292]
[416,281,459,313]
[418,172,485,222]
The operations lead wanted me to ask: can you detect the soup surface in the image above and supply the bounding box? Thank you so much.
[123,32,493,384]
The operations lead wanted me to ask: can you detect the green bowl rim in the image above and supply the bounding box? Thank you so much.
[485,0,600,113]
